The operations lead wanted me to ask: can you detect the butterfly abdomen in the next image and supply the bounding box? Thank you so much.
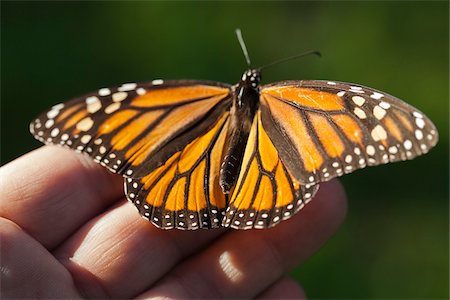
[219,70,261,194]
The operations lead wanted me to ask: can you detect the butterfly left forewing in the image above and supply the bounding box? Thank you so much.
[260,80,438,185]
[223,111,319,229]
[30,80,232,178]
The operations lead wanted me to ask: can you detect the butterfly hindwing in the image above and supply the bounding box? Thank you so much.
[260,80,438,185]
[29,80,232,178]
[125,113,230,230]
[223,111,320,229]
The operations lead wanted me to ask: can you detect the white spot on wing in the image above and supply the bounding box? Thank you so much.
[373,105,386,120]
[345,155,353,163]
[112,92,128,102]
[404,140,412,150]
[370,92,384,100]
[86,96,101,114]
[415,118,425,129]
[352,95,365,106]
[99,88,111,96]
[354,107,367,119]
[152,79,164,85]
[136,88,146,95]
[388,146,398,154]
[415,130,423,140]
[379,101,391,109]
[47,109,60,119]
[50,128,60,137]
[413,111,423,118]
[118,83,137,92]
[45,119,54,128]
[81,135,91,144]
[105,102,121,114]
[76,117,94,132]
[366,145,376,156]
[52,103,64,110]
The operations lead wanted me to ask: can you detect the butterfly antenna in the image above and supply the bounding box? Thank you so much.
[235,28,251,67]
[258,50,321,71]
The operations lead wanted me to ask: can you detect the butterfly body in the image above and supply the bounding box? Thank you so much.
[220,69,261,193]
[30,69,438,230]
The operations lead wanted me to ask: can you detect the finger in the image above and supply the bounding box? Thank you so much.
[256,276,306,299]
[138,180,347,299]
[0,145,124,249]
[54,200,227,299]
[0,217,80,298]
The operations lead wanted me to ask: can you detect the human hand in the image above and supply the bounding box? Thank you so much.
[1,145,347,299]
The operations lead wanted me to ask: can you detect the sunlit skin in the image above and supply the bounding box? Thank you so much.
[0,146,347,298]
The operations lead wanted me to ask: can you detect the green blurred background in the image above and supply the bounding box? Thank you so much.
[2,1,448,299]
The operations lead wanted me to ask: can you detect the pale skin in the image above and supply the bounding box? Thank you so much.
[0,145,347,299]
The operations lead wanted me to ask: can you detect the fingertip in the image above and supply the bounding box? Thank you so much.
[0,145,124,249]
[257,276,307,299]
[0,217,80,298]
[315,179,348,226]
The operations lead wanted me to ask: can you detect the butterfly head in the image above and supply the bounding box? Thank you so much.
[241,69,261,89]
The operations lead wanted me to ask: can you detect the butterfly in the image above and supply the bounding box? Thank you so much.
[29,34,438,230]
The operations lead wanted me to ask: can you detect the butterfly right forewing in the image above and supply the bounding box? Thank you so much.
[259,80,438,185]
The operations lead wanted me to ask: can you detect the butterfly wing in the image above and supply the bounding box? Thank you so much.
[125,113,230,229]
[223,111,319,229]
[260,80,439,185]
[30,80,232,178]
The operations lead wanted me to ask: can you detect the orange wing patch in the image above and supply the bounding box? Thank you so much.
[110,110,164,151]
[383,116,403,142]
[131,86,229,107]
[223,112,319,229]
[263,86,344,111]
[125,114,230,230]
[309,113,345,158]
[261,95,324,172]
[98,110,139,135]
[331,114,363,145]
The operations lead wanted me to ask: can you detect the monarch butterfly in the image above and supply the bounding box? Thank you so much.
[29,31,438,230]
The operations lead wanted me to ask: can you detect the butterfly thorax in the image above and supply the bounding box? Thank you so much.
[219,69,261,194]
